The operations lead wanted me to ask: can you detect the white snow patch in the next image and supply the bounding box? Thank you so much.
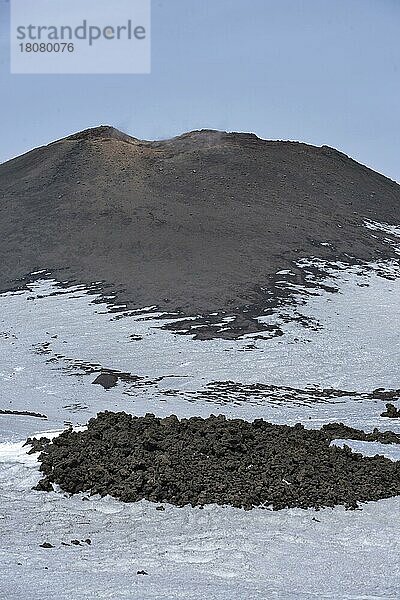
[332,439,400,462]
[364,219,400,238]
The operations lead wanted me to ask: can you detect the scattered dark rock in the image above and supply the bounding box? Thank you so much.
[163,311,284,341]
[137,570,148,575]
[71,540,82,546]
[156,505,165,511]
[167,381,400,408]
[381,403,400,418]
[32,341,51,355]
[34,411,400,511]
[184,381,361,406]
[83,539,92,545]
[88,368,144,388]
[372,388,400,401]
[62,402,89,413]
[39,543,54,548]
[92,373,118,389]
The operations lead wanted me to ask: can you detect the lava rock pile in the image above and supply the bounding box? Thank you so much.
[33,412,400,510]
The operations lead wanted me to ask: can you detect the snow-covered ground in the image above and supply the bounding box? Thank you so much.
[1,264,400,440]
[1,440,400,600]
[1,250,400,598]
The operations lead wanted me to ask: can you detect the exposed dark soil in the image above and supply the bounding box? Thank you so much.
[373,389,400,401]
[0,409,47,419]
[32,412,400,510]
[1,126,399,337]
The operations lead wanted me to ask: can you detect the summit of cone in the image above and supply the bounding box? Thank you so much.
[62,125,140,144]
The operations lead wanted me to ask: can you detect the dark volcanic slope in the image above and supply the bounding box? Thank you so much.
[0,126,399,313]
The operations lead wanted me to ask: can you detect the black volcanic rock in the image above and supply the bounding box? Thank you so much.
[34,411,400,510]
[0,126,399,315]
[381,403,400,418]
[92,373,118,389]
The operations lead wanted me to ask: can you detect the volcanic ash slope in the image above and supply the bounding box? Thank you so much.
[0,125,399,319]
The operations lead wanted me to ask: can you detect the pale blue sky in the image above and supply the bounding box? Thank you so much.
[0,0,399,181]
